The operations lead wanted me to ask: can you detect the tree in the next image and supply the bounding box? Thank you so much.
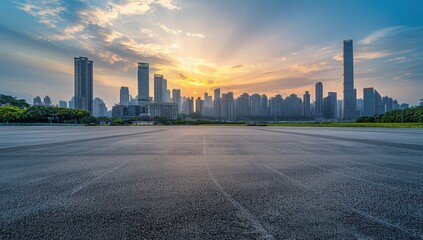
[0,94,30,109]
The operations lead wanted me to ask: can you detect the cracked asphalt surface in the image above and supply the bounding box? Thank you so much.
[1,126,423,239]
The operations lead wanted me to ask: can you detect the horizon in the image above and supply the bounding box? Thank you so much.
[1,0,423,108]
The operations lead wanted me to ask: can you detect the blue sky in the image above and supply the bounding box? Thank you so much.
[0,0,422,107]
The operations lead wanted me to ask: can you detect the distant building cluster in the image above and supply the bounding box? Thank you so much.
[31,40,415,121]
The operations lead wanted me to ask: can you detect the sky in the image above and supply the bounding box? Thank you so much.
[1,0,423,108]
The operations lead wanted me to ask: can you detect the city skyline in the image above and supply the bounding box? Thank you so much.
[1,0,423,108]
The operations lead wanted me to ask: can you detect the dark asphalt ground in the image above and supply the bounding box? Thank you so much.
[1,126,423,239]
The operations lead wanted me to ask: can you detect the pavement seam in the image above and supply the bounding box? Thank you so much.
[203,136,275,240]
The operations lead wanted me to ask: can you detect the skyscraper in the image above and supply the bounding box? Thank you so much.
[74,57,93,113]
[282,94,303,117]
[250,94,260,117]
[235,93,250,119]
[214,88,221,119]
[120,86,129,106]
[137,62,149,108]
[195,97,203,114]
[163,79,168,102]
[363,87,375,116]
[172,89,181,113]
[315,82,323,116]
[303,91,311,117]
[342,40,357,119]
[323,92,337,119]
[269,94,283,118]
[154,74,164,103]
[203,93,213,117]
[260,94,268,117]
[221,92,234,120]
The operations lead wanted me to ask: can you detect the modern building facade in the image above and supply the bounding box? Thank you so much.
[323,92,337,119]
[363,87,375,116]
[59,100,67,108]
[213,88,221,118]
[282,94,303,117]
[203,93,213,117]
[154,74,164,103]
[221,92,234,120]
[269,94,283,118]
[172,89,181,113]
[93,97,108,117]
[182,97,194,115]
[195,97,203,114]
[120,86,129,106]
[315,82,323,116]
[342,40,357,119]
[303,91,311,117]
[147,102,178,119]
[137,62,149,108]
[74,57,93,113]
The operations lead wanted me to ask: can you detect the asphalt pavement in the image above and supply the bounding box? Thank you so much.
[1,126,423,239]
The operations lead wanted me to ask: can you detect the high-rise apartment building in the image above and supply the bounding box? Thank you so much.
[342,40,357,119]
[195,97,203,114]
[203,93,213,117]
[250,94,260,117]
[260,94,268,117]
[269,94,283,118]
[282,94,303,117]
[74,57,93,113]
[221,92,234,120]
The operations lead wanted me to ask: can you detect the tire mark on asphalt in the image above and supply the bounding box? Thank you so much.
[70,160,128,195]
[256,128,423,152]
[203,136,274,240]
[266,165,423,239]
[0,129,168,153]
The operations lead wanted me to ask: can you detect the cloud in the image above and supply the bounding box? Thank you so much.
[186,32,206,38]
[174,73,211,87]
[361,26,405,45]
[157,23,182,35]
[289,63,331,73]
[17,0,65,28]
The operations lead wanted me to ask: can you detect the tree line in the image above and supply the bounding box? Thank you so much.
[356,106,423,123]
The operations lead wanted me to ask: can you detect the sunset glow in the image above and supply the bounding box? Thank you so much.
[1,0,423,107]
